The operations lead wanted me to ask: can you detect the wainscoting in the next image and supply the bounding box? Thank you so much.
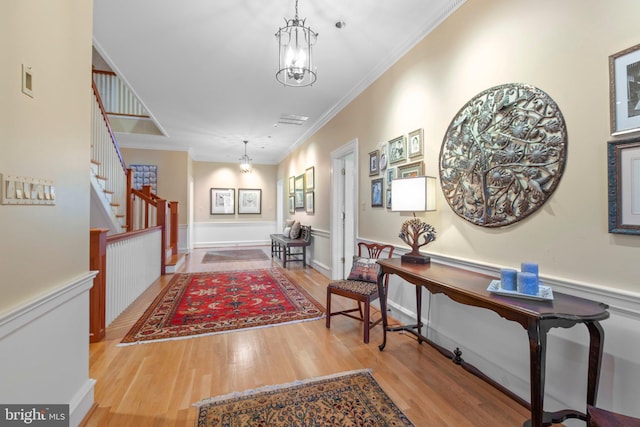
[193,221,277,248]
[0,272,97,427]
[380,249,640,424]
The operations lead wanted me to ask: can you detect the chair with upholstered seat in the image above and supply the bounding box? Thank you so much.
[325,242,394,343]
[588,405,640,427]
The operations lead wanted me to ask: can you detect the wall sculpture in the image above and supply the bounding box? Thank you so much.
[439,83,567,227]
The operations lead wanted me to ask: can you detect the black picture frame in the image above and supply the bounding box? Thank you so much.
[371,178,384,207]
[369,150,379,176]
[608,136,640,234]
[609,43,640,135]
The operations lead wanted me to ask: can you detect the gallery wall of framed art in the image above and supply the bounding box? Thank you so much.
[368,128,426,209]
[287,166,315,215]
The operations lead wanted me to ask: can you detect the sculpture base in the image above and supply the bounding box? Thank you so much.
[401,253,431,264]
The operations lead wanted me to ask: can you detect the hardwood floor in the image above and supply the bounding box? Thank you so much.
[84,247,534,426]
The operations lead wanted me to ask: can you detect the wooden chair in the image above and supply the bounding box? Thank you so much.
[588,405,640,427]
[325,242,394,343]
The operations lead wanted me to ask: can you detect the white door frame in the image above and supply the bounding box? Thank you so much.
[276,178,284,232]
[330,139,358,280]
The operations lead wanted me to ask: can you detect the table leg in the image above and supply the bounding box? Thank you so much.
[415,285,423,342]
[586,321,605,407]
[377,270,388,351]
[526,321,547,427]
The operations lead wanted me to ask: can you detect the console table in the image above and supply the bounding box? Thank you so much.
[376,258,609,427]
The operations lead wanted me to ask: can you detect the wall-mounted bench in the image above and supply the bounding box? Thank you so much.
[270,225,311,268]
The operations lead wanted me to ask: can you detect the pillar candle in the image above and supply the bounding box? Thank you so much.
[500,268,518,291]
[521,262,539,280]
[517,272,539,295]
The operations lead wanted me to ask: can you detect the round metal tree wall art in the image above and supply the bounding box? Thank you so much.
[439,83,567,227]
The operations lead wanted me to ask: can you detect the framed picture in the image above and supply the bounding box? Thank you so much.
[369,150,379,176]
[387,167,396,188]
[130,164,158,192]
[288,195,295,214]
[408,128,424,158]
[388,136,407,164]
[608,136,640,234]
[210,188,235,215]
[610,43,640,135]
[371,178,384,207]
[379,144,388,171]
[305,192,314,214]
[398,161,424,178]
[386,189,392,209]
[289,176,295,194]
[294,174,305,209]
[305,167,315,191]
[238,188,261,214]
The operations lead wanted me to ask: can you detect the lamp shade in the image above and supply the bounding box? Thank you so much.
[391,176,436,212]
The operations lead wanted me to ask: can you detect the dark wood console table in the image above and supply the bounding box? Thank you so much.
[376,258,609,427]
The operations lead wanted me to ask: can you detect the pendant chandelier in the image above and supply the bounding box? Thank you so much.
[275,0,318,87]
[239,140,252,173]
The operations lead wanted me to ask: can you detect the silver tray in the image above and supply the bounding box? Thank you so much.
[487,280,553,301]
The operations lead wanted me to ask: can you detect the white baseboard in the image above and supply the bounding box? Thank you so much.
[69,378,96,427]
[311,260,331,278]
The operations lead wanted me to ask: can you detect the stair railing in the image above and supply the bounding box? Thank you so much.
[91,80,128,230]
[89,79,180,341]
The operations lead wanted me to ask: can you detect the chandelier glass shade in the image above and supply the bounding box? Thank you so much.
[275,0,317,87]
[239,140,252,173]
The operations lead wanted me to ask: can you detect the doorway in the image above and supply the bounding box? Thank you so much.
[330,139,358,280]
[276,178,284,233]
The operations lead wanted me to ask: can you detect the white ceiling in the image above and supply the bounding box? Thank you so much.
[93,0,463,165]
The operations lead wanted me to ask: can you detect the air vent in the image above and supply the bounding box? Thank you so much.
[277,114,309,126]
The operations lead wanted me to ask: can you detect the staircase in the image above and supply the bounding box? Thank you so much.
[89,73,183,342]
[89,77,181,270]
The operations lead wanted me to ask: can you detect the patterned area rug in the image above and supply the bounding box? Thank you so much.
[194,369,414,426]
[201,249,269,263]
[120,268,324,345]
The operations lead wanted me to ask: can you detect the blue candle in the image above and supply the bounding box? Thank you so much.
[517,272,539,295]
[521,262,539,280]
[500,268,518,291]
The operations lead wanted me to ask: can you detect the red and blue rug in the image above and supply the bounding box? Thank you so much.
[120,268,325,345]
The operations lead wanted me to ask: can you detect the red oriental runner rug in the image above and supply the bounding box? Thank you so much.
[120,268,325,345]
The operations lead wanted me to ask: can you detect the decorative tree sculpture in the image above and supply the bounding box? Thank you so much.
[399,217,436,264]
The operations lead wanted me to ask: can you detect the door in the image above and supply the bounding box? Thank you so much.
[331,139,358,280]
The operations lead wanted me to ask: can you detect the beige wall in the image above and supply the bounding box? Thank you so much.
[278,0,640,293]
[121,148,189,222]
[193,161,277,222]
[0,0,93,313]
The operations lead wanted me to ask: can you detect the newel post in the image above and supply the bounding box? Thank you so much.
[126,168,133,231]
[169,201,178,255]
[157,198,167,275]
[89,228,108,342]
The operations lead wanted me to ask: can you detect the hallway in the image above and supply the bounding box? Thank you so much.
[85,247,530,426]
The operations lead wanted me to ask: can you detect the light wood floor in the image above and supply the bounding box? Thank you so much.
[84,247,536,426]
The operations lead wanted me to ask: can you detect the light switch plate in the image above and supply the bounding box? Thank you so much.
[22,64,34,98]
[1,174,55,205]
